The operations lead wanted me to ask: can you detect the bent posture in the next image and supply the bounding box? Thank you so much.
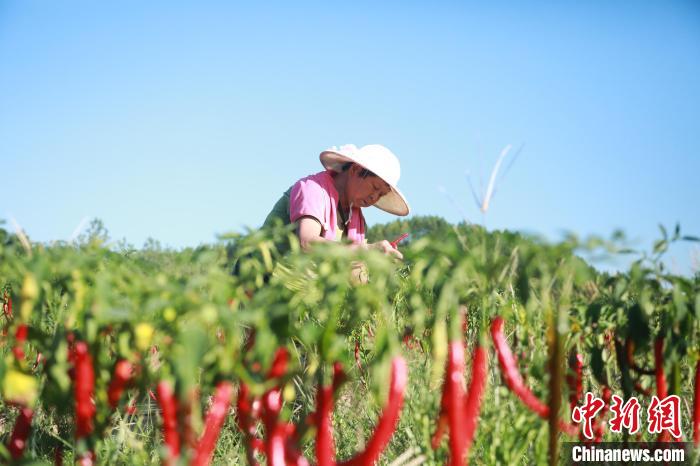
[263,144,410,259]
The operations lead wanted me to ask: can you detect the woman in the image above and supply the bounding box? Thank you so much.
[263,144,409,259]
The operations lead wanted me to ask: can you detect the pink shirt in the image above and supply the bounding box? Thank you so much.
[289,170,366,244]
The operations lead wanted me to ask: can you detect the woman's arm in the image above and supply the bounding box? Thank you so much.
[297,217,402,259]
[296,216,329,251]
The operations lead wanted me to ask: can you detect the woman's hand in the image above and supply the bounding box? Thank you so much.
[369,240,404,260]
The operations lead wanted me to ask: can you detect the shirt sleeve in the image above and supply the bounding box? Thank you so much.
[289,177,328,230]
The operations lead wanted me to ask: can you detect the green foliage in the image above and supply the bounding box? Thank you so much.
[0,217,699,465]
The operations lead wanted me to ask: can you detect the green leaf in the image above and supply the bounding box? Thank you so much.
[585,303,602,325]
[672,286,688,324]
[628,304,651,345]
[172,326,208,393]
[590,346,608,386]
[653,239,668,254]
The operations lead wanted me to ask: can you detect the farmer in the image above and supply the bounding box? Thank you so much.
[263,144,409,259]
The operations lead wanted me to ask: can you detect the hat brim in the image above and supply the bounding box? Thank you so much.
[320,150,410,216]
[373,185,410,216]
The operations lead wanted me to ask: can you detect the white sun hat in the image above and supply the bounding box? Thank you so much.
[319,144,410,216]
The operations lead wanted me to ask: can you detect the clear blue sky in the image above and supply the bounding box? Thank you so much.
[1,1,699,273]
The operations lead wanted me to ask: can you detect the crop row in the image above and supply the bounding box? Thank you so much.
[1,222,699,464]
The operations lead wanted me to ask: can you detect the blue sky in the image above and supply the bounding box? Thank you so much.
[1,1,699,273]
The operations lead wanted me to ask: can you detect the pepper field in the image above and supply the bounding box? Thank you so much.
[1,216,699,465]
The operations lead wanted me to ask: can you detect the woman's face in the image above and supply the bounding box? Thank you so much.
[346,165,392,208]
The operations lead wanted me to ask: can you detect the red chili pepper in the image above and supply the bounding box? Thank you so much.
[448,341,469,465]
[463,342,488,457]
[18,325,29,340]
[654,337,670,442]
[258,348,295,466]
[126,400,138,415]
[191,382,234,466]
[108,360,133,409]
[432,315,467,451]
[431,416,448,450]
[654,337,667,399]
[13,324,28,361]
[332,362,346,393]
[389,233,409,249]
[338,357,408,466]
[73,341,95,438]
[439,341,467,463]
[693,361,700,446]
[316,384,336,466]
[268,347,289,380]
[8,406,33,459]
[283,422,310,466]
[491,317,549,418]
[76,451,96,466]
[237,383,262,466]
[156,381,180,464]
[312,363,349,466]
[250,437,264,452]
[491,318,580,437]
[263,388,288,466]
[566,352,583,411]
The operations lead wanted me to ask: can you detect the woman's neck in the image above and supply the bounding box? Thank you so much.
[332,171,351,213]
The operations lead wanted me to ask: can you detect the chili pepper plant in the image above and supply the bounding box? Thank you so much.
[0,219,698,465]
